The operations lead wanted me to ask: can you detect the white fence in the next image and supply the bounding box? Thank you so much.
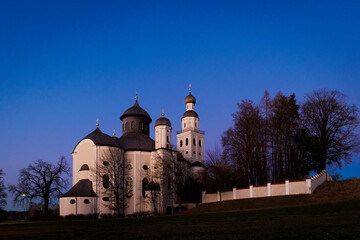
[202,170,332,204]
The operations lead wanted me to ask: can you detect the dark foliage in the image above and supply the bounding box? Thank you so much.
[0,169,7,209]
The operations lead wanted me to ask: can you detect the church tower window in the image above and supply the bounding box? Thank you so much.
[180,140,183,147]
[125,122,129,130]
[131,121,135,129]
[142,178,148,198]
[103,175,109,189]
[186,138,188,146]
[199,140,202,147]
[193,138,196,146]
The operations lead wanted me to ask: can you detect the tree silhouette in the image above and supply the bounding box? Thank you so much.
[9,156,70,215]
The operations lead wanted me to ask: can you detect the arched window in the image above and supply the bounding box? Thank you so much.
[167,136,169,143]
[103,175,109,189]
[125,122,129,130]
[193,138,196,146]
[199,140,202,147]
[139,122,143,130]
[142,178,148,198]
[78,164,89,172]
[180,140,183,147]
[131,121,135,129]
[184,123,186,128]
[186,138,188,146]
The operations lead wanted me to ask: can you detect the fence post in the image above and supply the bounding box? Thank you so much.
[306,178,311,194]
[202,190,206,203]
[249,185,253,198]
[267,182,271,196]
[217,191,220,202]
[285,180,290,195]
[233,188,237,200]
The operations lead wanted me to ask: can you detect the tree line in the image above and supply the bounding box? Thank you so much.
[204,89,359,191]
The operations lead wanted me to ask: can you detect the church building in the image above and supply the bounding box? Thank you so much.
[59,86,205,216]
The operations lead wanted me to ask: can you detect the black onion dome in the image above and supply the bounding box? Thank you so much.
[185,93,196,104]
[120,100,152,123]
[155,116,172,127]
[182,110,199,119]
[72,127,121,153]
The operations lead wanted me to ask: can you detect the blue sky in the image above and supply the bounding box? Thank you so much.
[1,1,360,210]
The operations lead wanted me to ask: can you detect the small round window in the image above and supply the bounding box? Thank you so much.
[103,161,110,166]
[84,199,90,204]
[143,165,149,170]
[102,197,109,201]
[70,199,75,204]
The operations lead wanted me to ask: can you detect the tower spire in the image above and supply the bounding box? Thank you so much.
[96,118,99,127]
[135,92,138,101]
[189,84,192,93]
[162,108,165,117]
[113,129,116,136]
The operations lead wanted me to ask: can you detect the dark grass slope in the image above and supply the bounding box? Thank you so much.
[1,179,359,240]
[183,178,360,215]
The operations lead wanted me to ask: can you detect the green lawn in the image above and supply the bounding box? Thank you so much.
[1,199,360,240]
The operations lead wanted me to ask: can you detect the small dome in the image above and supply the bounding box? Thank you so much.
[120,100,152,123]
[182,110,199,119]
[155,116,172,127]
[185,93,196,104]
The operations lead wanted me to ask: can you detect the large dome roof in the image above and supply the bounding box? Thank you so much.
[120,100,152,123]
[72,127,121,153]
[119,133,155,151]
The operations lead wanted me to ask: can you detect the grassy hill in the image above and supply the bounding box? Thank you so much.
[1,179,359,240]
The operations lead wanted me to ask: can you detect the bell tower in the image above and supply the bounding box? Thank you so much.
[154,110,172,149]
[176,85,205,163]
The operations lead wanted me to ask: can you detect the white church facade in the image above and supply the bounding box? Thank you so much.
[59,87,205,216]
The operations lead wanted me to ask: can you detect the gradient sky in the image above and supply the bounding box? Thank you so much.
[1,1,360,210]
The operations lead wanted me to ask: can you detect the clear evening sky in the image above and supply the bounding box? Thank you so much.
[1,1,359,210]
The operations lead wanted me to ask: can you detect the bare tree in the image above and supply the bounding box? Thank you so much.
[0,169,7,210]
[146,151,191,215]
[302,89,360,172]
[222,99,266,185]
[205,144,235,200]
[8,156,70,215]
[96,147,128,217]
